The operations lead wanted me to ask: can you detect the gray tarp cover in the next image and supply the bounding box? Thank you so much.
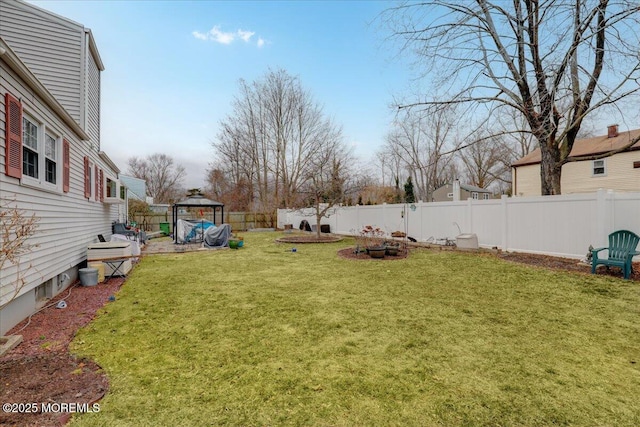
[203,223,232,248]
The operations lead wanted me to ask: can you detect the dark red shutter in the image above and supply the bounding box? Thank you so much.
[94,165,99,200]
[4,93,22,178]
[99,169,104,201]
[63,139,70,192]
[84,156,90,198]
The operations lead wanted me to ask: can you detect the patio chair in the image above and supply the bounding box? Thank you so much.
[112,222,137,241]
[591,230,640,280]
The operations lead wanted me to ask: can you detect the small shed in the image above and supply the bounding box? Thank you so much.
[172,195,224,243]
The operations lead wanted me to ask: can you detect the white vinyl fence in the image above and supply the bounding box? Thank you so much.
[278,189,640,259]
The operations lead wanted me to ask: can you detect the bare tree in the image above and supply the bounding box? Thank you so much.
[299,126,355,237]
[459,134,510,191]
[0,200,39,311]
[204,167,252,211]
[127,153,186,204]
[213,68,343,215]
[382,108,458,201]
[383,0,640,195]
[376,146,403,189]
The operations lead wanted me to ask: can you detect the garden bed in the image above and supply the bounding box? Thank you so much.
[0,278,123,427]
[276,234,343,244]
[337,246,409,260]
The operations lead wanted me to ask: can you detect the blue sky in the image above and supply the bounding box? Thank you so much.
[30,0,411,189]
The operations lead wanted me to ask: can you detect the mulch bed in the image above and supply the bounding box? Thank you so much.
[0,278,124,427]
[339,244,640,280]
[337,246,410,260]
[498,251,640,281]
[0,248,637,426]
[276,234,343,244]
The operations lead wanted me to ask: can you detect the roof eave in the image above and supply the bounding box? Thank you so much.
[85,29,105,71]
[513,144,640,168]
[99,151,120,174]
[511,160,540,167]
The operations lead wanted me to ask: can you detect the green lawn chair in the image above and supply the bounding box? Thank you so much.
[591,230,640,280]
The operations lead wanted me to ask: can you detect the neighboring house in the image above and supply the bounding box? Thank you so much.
[150,204,170,214]
[512,125,640,196]
[432,181,492,202]
[119,174,147,202]
[0,0,125,335]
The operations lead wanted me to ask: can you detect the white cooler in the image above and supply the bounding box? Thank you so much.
[87,241,133,276]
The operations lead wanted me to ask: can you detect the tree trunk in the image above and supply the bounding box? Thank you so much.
[538,142,562,195]
[315,196,322,239]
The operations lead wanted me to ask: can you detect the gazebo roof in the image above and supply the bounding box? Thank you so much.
[173,195,224,207]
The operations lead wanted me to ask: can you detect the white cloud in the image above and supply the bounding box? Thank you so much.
[210,26,235,44]
[192,31,208,41]
[237,29,255,43]
[193,26,265,47]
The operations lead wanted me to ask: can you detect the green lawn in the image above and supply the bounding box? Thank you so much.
[70,232,640,426]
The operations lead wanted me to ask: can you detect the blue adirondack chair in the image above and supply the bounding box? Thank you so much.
[591,230,640,280]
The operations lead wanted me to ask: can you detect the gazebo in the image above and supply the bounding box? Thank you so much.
[172,195,224,243]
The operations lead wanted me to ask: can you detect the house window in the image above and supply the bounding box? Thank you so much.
[472,192,478,200]
[21,112,62,190]
[106,177,117,198]
[35,282,47,302]
[45,133,57,184]
[23,115,39,179]
[483,193,490,200]
[593,159,606,176]
[447,193,453,198]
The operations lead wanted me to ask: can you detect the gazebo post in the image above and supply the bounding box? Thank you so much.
[172,204,177,244]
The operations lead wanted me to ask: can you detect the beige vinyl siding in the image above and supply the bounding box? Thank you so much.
[431,184,452,202]
[513,164,542,196]
[514,152,640,196]
[86,45,101,149]
[0,0,83,124]
[0,61,119,311]
[561,152,640,193]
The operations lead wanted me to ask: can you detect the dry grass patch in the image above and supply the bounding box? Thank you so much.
[70,232,640,426]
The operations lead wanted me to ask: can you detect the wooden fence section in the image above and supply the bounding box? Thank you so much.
[225,212,276,231]
[131,211,276,233]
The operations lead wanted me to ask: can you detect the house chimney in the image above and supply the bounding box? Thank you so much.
[607,124,619,138]
[453,179,460,202]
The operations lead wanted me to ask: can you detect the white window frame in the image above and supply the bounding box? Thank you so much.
[44,131,59,187]
[447,192,453,198]
[483,193,490,200]
[106,176,117,198]
[21,111,63,193]
[103,175,125,204]
[472,192,479,200]
[22,113,39,184]
[592,159,606,176]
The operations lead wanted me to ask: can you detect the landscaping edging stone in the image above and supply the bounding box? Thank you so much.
[0,335,22,357]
